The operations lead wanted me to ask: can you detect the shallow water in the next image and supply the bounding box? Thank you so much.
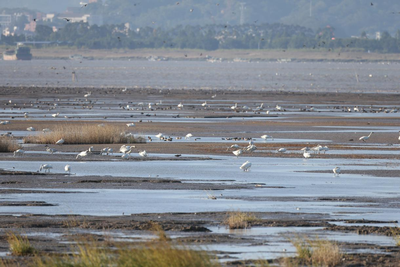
[1,60,400,93]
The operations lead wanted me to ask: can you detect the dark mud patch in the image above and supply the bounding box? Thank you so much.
[0,201,56,207]
[326,225,400,236]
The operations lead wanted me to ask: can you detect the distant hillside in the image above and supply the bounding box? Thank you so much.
[3,0,400,37]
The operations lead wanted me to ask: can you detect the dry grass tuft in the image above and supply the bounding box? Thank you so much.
[24,124,146,145]
[222,210,259,229]
[287,236,342,267]
[34,238,220,267]
[391,226,400,246]
[7,233,36,256]
[0,137,19,152]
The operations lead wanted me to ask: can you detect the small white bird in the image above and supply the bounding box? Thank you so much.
[277,148,287,153]
[121,153,130,160]
[303,151,311,158]
[56,138,64,145]
[261,134,273,140]
[39,164,53,173]
[246,144,257,153]
[276,105,282,111]
[333,167,341,177]
[177,102,184,109]
[231,103,238,110]
[155,133,164,139]
[185,133,193,140]
[202,101,207,107]
[76,150,89,159]
[46,147,57,154]
[0,121,10,125]
[126,123,135,127]
[240,161,252,172]
[232,149,243,158]
[226,144,240,151]
[84,92,91,98]
[120,145,132,154]
[27,127,36,131]
[13,149,25,157]
[52,113,60,118]
[65,165,71,174]
[42,128,51,133]
[139,150,148,157]
[359,132,373,142]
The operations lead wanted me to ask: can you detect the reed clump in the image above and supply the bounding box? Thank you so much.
[0,137,19,152]
[222,210,259,229]
[390,226,400,246]
[7,233,36,256]
[285,236,342,267]
[24,124,145,145]
[34,238,220,267]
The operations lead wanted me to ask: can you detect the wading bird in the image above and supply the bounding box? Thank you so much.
[303,151,311,159]
[39,164,53,173]
[240,161,252,172]
[333,167,341,177]
[13,149,25,157]
[233,149,243,158]
[56,138,64,145]
[139,150,148,157]
[65,165,71,174]
[76,150,89,159]
[359,132,373,142]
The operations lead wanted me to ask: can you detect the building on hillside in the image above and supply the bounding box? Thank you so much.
[58,13,91,23]
[0,14,12,27]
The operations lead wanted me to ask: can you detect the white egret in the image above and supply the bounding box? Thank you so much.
[246,144,257,153]
[56,138,64,145]
[177,102,184,109]
[39,164,53,173]
[52,113,60,118]
[155,133,163,139]
[139,150,148,157]
[359,132,373,142]
[126,123,135,127]
[303,151,311,158]
[261,134,273,141]
[27,127,35,131]
[76,150,89,159]
[13,149,25,157]
[121,153,130,160]
[202,101,207,107]
[277,148,287,153]
[333,167,341,177]
[0,121,10,125]
[65,165,71,174]
[226,144,240,151]
[240,161,252,172]
[46,147,57,154]
[120,145,133,154]
[185,133,193,140]
[232,149,243,158]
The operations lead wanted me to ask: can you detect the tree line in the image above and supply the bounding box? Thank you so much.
[2,22,400,53]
